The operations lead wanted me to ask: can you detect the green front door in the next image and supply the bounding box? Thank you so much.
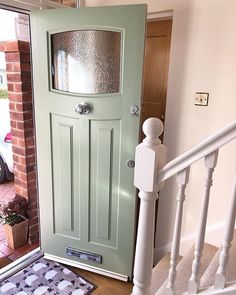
[31,5,146,279]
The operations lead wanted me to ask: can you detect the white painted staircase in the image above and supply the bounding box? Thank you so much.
[131,118,236,295]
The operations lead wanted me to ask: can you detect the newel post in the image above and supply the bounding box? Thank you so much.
[132,118,167,295]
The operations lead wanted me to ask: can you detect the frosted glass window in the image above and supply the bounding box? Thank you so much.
[51,30,121,94]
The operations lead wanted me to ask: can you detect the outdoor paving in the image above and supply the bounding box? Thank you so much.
[0,181,15,246]
[0,180,15,204]
[0,181,39,268]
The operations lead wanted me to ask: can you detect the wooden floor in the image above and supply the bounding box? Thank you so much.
[69,266,133,295]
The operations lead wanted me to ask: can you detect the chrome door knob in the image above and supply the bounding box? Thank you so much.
[75,103,91,115]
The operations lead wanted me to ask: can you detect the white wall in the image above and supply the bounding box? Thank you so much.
[156,0,236,253]
[84,0,236,253]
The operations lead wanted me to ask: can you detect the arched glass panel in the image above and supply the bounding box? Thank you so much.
[51,30,121,94]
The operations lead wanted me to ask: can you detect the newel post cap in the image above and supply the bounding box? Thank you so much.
[143,118,164,145]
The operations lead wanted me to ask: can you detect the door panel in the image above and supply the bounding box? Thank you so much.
[51,114,80,240]
[142,20,172,137]
[89,120,120,247]
[31,5,146,278]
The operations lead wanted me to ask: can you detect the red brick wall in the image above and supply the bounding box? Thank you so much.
[0,40,39,243]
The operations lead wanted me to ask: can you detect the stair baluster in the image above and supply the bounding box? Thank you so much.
[214,173,236,290]
[165,167,190,295]
[132,118,167,295]
[188,150,219,294]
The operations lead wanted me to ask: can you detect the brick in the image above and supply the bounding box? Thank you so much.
[5,41,19,52]
[10,120,17,128]
[20,52,30,63]
[15,185,28,198]
[10,111,24,122]
[0,43,6,51]
[12,62,21,72]
[25,129,34,138]
[12,137,25,148]
[7,83,14,92]
[10,110,33,121]
[28,195,37,205]
[25,137,35,147]
[28,202,38,211]
[20,63,31,72]
[21,72,32,82]
[12,128,25,139]
[27,170,37,181]
[5,52,21,62]
[29,233,39,244]
[18,41,30,52]
[13,146,26,156]
[29,217,39,227]
[8,91,32,102]
[25,146,35,156]
[26,155,36,166]
[6,63,14,71]
[14,177,28,189]
[28,224,39,234]
[7,73,21,82]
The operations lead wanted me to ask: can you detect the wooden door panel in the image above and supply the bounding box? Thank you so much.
[50,114,80,240]
[142,102,163,122]
[143,36,167,101]
[89,120,121,248]
[142,20,172,137]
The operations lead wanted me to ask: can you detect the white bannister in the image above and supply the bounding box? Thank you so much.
[132,118,236,295]
[188,150,218,294]
[158,121,236,183]
[132,118,167,295]
[215,174,236,289]
[166,167,190,295]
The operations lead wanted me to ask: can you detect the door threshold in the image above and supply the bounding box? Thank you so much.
[44,253,129,282]
[0,247,43,282]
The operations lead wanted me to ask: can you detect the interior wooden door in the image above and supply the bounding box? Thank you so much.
[141,19,172,139]
[31,5,146,280]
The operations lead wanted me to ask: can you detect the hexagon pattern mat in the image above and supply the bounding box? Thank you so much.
[0,257,96,295]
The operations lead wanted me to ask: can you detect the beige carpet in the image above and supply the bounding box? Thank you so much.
[156,243,218,294]
[200,230,236,288]
[150,253,182,293]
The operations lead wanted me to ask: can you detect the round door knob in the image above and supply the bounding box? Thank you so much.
[75,103,91,115]
[127,160,135,168]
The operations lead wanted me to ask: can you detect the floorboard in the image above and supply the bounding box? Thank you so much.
[69,266,133,295]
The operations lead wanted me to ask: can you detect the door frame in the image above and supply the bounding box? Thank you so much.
[0,2,55,280]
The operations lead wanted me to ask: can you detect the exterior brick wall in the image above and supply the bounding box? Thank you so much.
[0,40,39,243]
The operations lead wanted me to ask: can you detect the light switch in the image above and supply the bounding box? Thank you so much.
[195,92,209,106]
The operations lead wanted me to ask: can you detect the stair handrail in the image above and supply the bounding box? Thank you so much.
[132,118,236,295]
[158,120,236,183]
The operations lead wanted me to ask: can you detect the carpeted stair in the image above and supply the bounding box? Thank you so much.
[200,230,236,289]
[150,253,182,293]
[155,243,218,294]
[150,233,236,294]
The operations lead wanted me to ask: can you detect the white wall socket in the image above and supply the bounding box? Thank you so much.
[195,92,209,106]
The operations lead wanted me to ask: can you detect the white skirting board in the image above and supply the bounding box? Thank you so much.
[154,222,227,264]
[44,253,129,282]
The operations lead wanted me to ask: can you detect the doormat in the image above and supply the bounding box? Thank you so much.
[0,257,96,295]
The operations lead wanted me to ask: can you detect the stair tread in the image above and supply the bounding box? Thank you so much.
[156,243,218,294]
[150,253,182,293]
[200,230,236,289]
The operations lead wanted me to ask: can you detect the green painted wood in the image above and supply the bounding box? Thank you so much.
[90,120,120,247]
[96,128,112,240]
[51,114,80,239]
[31,5,146,278]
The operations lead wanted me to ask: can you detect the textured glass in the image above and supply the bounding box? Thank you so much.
[51,30,121,94]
